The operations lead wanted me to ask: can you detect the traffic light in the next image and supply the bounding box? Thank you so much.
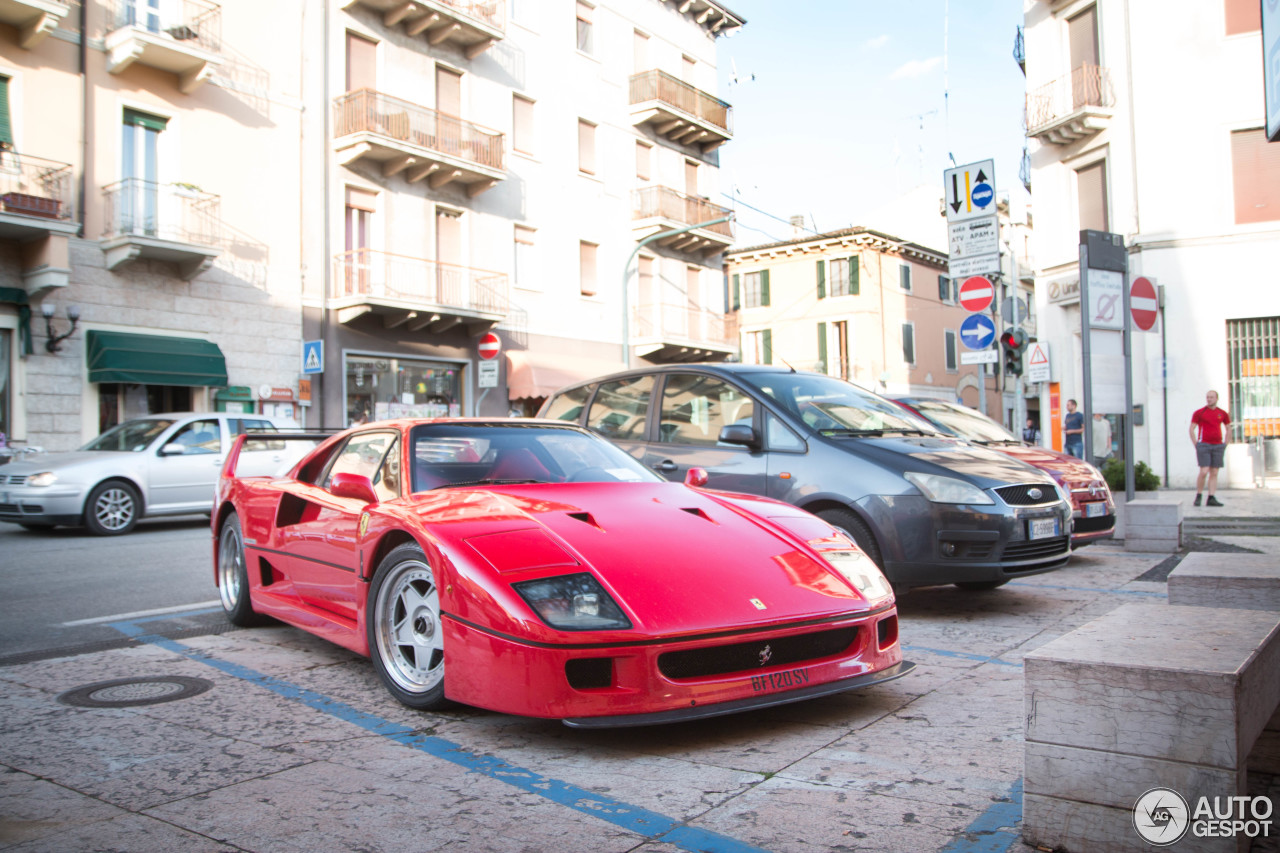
[1000,328,1028,376]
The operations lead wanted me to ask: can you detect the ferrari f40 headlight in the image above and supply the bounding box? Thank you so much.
[27,471,57,487]
[513,573,632,631]
[822,549,894,602]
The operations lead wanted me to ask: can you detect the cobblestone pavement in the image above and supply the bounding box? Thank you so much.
[1,489,1277,852]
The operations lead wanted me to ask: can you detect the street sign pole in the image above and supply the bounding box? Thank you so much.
[1009,252,1024,440]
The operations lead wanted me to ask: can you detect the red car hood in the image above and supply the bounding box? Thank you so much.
[994,443,1104,486]
[407,482,874,636]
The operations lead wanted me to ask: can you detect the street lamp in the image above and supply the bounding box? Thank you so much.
[42,302,80,353]
[620,214,733,369]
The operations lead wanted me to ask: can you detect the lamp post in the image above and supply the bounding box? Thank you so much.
[620,214,733,369]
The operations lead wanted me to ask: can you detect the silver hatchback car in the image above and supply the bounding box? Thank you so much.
[0,413,307,535]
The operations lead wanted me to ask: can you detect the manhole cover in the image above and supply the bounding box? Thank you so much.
[57,676,213,708]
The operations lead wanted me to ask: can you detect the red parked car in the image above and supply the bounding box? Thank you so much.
[891,398,1115,547]
[212,419,912,727]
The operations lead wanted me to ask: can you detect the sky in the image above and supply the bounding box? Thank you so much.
[712,0,1031,251]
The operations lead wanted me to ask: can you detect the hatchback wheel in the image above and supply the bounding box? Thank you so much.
[84,481,140,536]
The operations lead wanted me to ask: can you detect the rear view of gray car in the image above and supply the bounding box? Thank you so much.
[540,364,1072,591]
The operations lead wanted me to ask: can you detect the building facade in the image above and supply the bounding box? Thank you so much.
[1023,0,1280,487]
[725,227,1001,416]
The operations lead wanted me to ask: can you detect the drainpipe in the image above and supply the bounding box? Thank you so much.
[621,215,732,369]
[78,1,87,239]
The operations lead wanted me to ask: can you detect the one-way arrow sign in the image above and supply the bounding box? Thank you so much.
[944,159,996,223]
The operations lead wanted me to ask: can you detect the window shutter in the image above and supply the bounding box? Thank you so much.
[123,108,169,132]
[902,323,915,364]
[732,274,740,310]
[816,260,826,299]
[900,264,911,291]
[762,329,773,365]
[849,256,859,295]
[0,77,12,147]
[761,269,770,306]
[817,322,827,373]
[938,274,949,301]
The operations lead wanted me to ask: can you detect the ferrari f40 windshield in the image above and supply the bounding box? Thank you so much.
[409,423,662,492]
[740,373,938,436]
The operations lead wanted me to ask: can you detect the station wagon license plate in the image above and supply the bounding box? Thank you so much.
[1084,502,1107,518]
[1029,518,1059,540]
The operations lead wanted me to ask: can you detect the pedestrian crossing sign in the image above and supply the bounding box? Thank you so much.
[302,340,324,375]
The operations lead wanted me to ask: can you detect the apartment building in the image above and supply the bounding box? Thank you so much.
[307,0,744,426]
[725,227,1001,417]
[1023,0,1280,486]
[0,0,307,450]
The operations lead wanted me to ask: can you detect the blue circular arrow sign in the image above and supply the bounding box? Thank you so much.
[960,313,996,350]
[971,182,994,209]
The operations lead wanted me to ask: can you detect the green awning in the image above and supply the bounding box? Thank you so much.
[87,330,227,387]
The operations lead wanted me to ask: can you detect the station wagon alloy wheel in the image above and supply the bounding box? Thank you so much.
[369,544,447,709]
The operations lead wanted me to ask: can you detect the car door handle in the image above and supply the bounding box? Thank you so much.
[652,460,678,472]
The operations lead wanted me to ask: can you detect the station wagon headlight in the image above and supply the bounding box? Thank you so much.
[27,471,57,487]
[513,573,632,631]
[822,549,894,602]
[904,472,994,505]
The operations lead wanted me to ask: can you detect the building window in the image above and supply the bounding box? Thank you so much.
[576,1,593,54]
[580,241,597,296]
[745,329,772,365]
[578,119,595,175]
[345,32,377,92]
[827,257,858,297]
[682,54,696,81]
[348,355,462,423]
[342,187,376,295]
[1225,0,1261,34]
[1231,128,1280,224]
[1227,316,1280,441]
[0,76,12,152]
[633,29,648,72]
[635,140,651,181]
[899,264,912,292]
[945,329,958,372]
[902,322,915,365]
[513,95,534,155]
[742,270,770,308]
[835,320,850,379]
[1076,160,1109,231]
[938,274,952,302]
[514,225,537,291]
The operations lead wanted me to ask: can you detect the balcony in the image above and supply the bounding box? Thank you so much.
[0,0,70,48]
[343,0,504,57]
[101,178,221,280]
[333,89,505,197]
[632,186,734,257]
[633,302,735,363]
[629,70,732,153]
[104,0,221,93]
[1025,64,1115,144]
[331,249,508,335]
[0,152,77,293]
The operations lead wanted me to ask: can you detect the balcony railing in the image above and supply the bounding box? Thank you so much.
[101,178,220,246]
[633,301,732,347]
[1025,63,1114,139]
[630,70,732,136]
[632,186,734,238]
[108,0,221,54]
[432,0,504,32]
[0,152,74,223]
[333,88,504,173]
[333,249,509,317]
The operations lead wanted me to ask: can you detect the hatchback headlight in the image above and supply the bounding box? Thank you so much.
[512,573,632,631]
[822,549,894,602]
[904,472,994,505]
[27,471,57,487]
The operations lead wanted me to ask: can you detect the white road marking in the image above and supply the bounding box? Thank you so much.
[62,601,221,626]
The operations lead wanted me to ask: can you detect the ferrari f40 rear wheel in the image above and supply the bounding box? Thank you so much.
[218,514,270,627]
[368,543,448,710]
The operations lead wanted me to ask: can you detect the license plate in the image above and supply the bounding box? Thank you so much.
[750,667,811,693]
[1084,502,1106,518]
[1029,518,1059,540]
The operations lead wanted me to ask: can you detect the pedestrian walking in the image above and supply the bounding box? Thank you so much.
[1022,417,1042,446]
[1063,399,1085,459]
[1190,389,1231,507]
[1092,412,1112,468]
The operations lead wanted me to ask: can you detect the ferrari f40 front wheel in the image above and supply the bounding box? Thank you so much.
[368,543,448,710]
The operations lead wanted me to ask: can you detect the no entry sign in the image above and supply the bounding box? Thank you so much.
[478,332,501,360]
[958,276,994,313]
[1130,276,1158,331]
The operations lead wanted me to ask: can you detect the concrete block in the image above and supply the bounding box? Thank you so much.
[1023,793,1241,853]
[1024,604,1280,767]
[1124,535,1182,553]
[1168,553,1280,611]
[1125,499,1184,526]
[1024,742,1243,810]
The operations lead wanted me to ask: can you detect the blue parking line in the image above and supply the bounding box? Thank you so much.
[939,780,1023,853]
[108,617,770,853]
[900,645,1022,668]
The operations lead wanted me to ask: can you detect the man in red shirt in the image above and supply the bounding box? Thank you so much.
[1189,389,1231,507]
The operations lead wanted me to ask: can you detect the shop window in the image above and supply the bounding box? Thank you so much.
[347,355,462,424]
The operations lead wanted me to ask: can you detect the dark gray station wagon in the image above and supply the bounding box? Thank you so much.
[539,364,1072,591]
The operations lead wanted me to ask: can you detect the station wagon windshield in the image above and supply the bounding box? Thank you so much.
[81,419,176,452]
[741,373,937,436]
[909,400,1018,444]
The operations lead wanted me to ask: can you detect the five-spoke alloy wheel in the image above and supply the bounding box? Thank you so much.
[368,543,447,710]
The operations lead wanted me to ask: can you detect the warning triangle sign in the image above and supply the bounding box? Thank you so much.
[1028,343,1048,365]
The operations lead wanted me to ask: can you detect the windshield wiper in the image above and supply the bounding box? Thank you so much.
[432,478,544,489]
[973,439,1021,446]
[820,428,884,436]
